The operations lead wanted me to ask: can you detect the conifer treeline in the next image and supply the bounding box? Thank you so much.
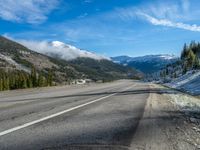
[181,41,200,72]
[159,41,200,79]
[0,67,53,91]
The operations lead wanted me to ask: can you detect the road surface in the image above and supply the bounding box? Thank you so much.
[0,80,199,150]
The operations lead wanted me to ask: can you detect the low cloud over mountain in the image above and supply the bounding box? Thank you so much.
[19,40,106,60]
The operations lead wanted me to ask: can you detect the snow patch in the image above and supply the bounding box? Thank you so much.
[51,41,65,47]
[0,54,29,72]
[167,93,200,119]
[112,54,178,63]
[0,54,19,66]
[159,55,176,60]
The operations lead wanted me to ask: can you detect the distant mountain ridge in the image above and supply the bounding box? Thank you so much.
[111,54,178,74]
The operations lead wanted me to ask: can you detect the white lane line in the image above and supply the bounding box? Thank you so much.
[0,85,134,137]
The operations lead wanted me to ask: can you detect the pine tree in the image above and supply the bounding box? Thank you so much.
[0,78,3,91]
[27,77,33,88]
[174,72,177,78]
[166,68,169,75]
[21,74,27,88]
[194,56,200,69]
[181,43,188,60]
[31,66,37,87]
[0,65,53,91]
[38,73,45,87]
[182,64,187,75]
[4,76,9,90]
[47,70,53,86]
[187,49,195,68]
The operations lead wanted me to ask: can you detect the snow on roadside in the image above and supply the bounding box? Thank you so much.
[166,71,200,88]
[168,94,200,113]
[166,93,200,123]
[165,70,200,95]
[154,84,200,115]
[155,82,200,122]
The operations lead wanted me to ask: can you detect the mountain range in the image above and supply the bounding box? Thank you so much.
[111,55,178,74]
[0,36,140,84]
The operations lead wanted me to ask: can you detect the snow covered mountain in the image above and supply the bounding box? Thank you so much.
[111,55,178,74]
[19,40,107,61]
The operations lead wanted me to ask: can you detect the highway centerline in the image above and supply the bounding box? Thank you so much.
[0,85,134,137]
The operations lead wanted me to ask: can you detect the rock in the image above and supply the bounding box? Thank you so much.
[192,126,200,132]
[190,117,198,123]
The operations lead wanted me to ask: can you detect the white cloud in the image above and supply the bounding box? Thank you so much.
[18,40,107,60]
[138,12,200,32]
[108,0,200,32]
[107,3,181,21]
[0,0,59,24]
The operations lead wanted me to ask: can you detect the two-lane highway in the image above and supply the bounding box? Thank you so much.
[0,80,150,150]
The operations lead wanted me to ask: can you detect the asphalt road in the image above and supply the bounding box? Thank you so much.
[0,80,151,150]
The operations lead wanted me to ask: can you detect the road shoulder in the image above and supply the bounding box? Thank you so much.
[130,84,200,150]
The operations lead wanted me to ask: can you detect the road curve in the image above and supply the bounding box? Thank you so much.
[0,80,150,150]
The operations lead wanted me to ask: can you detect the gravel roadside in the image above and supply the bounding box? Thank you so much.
[130,84,200,150]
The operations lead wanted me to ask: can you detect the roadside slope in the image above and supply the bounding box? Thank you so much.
[165,71,200,95]
[130,84,200,150]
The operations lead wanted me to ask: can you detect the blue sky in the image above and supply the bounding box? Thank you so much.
[1,0,200,57]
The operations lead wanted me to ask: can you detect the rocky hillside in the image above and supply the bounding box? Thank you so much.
[0,36,80,84]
